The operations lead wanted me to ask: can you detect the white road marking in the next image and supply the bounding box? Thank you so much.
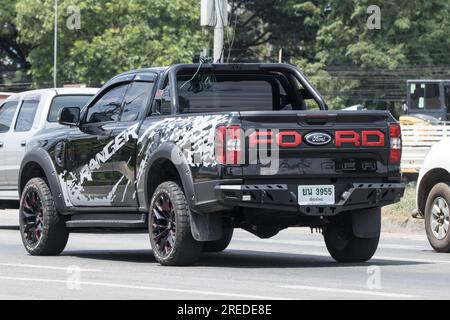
[0,276,291,300]
[0,263,102,272]
[280,285,418,298]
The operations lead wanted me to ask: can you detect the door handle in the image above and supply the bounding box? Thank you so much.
[21,140,26,147]
[0,141,3,148]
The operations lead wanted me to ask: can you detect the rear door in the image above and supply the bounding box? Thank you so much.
[109,77,156,206]
[0,100,20,191]
[5,95,40,188]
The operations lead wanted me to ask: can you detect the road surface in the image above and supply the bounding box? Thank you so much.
[0,210,447,300]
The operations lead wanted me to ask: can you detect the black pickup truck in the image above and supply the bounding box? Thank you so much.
[18,63,405,266]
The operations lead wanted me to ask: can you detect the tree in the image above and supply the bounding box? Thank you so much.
[304,0,450,113]
[14,0,205,87]
[225,0,323,62]
[0,0,31,91]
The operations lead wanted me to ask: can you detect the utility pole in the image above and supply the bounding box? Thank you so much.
[53,0,58,88]
[213,0,225,63]
[201,0,228,63]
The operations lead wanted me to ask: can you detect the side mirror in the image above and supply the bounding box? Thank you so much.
[58,107,80,126]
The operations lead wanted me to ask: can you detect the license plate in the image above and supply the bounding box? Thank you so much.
[298,185,335,205]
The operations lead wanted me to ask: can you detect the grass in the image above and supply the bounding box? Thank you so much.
[382,183,416,220]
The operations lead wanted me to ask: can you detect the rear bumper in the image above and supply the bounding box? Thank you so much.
[206,181,405,215]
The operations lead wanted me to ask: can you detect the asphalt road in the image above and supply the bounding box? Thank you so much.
[0,209,448,300]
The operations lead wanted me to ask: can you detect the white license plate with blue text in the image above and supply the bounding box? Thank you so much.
[298,185,335,205]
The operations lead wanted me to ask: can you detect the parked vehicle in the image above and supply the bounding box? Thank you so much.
[400,80,450,179]
[402,80,450,122]
[0,88,98,204]
[18,64,405,266]
[414,138,450,252]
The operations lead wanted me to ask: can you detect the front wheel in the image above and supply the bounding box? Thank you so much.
[149,181,203,266]
[323,210,380,263]
[19,178,69,255]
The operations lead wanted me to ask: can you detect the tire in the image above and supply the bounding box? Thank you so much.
[424,183,450,252]
[203,228,233,252]
[19,178,69,255]
[323,210,380,263]
[148,181,203,266]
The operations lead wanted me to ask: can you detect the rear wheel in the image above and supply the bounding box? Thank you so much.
[203,228,233,252]
[425,183,450,252]
[19,178,69,255]
[149,181,203,266]
[323,210,380,263]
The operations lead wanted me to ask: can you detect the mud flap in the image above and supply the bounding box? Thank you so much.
[189,211,223,241]
[351,208,381,238]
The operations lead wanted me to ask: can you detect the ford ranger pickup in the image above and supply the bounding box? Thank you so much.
[18,63,405,265]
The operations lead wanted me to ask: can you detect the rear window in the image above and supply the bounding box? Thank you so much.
[48,95,93,122]
[410,83,442,110]
[175,72,315,114]
[178,79,274,113]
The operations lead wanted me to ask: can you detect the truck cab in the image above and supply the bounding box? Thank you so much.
[405,80,450,122]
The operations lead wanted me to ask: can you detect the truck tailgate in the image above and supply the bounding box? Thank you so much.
[232,110,399,179]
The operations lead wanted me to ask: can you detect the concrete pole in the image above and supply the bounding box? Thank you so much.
[213,0,225,63]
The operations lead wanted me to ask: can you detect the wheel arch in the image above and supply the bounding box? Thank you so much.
[138,143,195,211]
[19,149,66,212]
[137,143,223,242]
[418,168,450,216]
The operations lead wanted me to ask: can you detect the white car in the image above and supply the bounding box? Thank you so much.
[0,88,98,203]
[415,138,450,251]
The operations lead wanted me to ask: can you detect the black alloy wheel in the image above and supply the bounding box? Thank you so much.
[151,191,177,257]
[21,189,44,247]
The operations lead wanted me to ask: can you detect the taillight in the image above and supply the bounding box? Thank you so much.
[389,123,402,164]
[215,125,242,165]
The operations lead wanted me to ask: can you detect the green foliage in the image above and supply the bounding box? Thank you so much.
[14,0,205,87]
[0,0,30,91]
[4,0,450,114]
[309,0,450,113]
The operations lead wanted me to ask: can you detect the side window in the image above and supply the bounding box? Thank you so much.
[15,99,39,132]
[152,86,172,116]
[444,85,450,111]
[161,97,172,115]
[86,84,128,123]
[120,82,154,122]
[410,83,441,110]
[425,83,441,110]
[0,101,19,133]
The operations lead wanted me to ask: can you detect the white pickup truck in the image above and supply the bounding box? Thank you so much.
[0,88,98,204]
[414,138,450,252]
